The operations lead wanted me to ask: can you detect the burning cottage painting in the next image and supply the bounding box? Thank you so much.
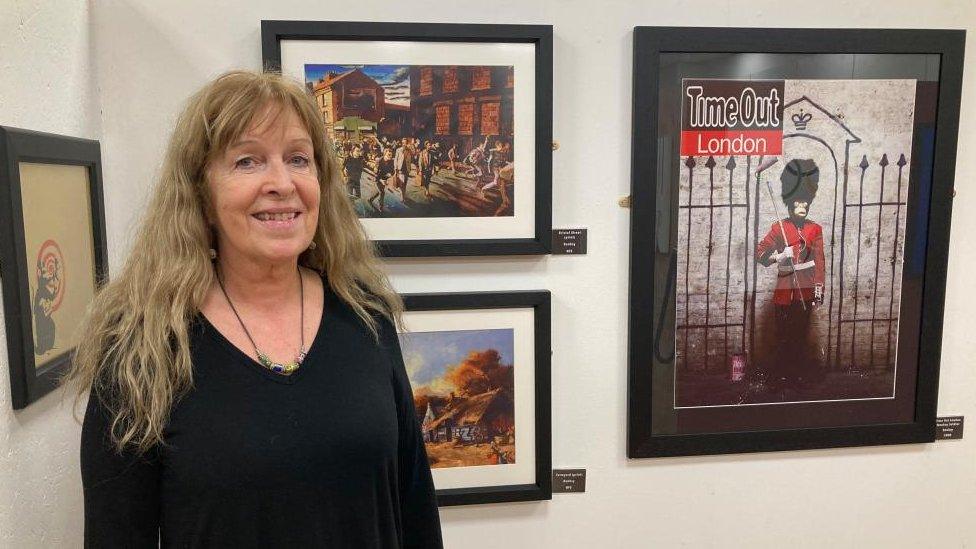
[674,78,920,407]
[305,64,515,219]
[398,328,516,468]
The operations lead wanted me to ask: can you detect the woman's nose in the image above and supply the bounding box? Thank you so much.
[263,159,295,195]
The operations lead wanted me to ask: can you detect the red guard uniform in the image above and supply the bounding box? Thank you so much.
[756,158,825,389]
[755,219,826,305]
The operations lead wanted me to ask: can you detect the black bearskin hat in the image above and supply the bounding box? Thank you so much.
[780,158,819,205]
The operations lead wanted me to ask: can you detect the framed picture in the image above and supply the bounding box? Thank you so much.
[627,27,964,457]
[0,127,108,409]
[398,291,551,506]
[262,20,553,257]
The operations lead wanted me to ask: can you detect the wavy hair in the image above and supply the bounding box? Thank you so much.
[63,70,402,454]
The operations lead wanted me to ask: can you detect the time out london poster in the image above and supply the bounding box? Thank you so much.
[674,78,918,410]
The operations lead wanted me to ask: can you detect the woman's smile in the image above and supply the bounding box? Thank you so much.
[251,209,303,230]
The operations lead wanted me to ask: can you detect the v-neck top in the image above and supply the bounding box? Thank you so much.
[80,276,443,548]
[196,290,323,386]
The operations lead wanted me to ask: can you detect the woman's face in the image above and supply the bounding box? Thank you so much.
[207,104,320,268]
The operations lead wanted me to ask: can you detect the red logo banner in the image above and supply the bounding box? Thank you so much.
[680,130,783,156]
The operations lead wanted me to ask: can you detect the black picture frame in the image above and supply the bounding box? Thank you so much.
[627,27,964,457]
[399,290,551,506]
[261,20,553,257]
[0,127,109,409]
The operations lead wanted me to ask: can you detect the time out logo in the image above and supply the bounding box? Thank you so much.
[680,79,785,156]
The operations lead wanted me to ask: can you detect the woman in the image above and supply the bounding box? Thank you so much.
[64,71,443,548]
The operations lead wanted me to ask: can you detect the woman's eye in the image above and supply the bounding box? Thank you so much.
[234,157,256,169]
[290,155,310,168]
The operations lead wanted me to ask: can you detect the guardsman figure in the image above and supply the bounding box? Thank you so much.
[755,158,826,387]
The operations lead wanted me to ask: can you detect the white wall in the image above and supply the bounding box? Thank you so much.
[0,1,97,546]
[2,0,975,547]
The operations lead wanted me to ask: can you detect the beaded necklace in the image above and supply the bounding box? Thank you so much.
[217,268,307,375]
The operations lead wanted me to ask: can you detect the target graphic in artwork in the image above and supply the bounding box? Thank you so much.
[17,161,99,372]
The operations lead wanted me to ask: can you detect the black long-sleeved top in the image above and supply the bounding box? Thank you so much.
[80,280,443,548]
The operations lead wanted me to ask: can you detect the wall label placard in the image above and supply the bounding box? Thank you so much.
[551,229,587,255]
[936,416,964,440]
[552,469,586,493]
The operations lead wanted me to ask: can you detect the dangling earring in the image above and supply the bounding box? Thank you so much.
[308,241,317,250]
[209,248,217,260]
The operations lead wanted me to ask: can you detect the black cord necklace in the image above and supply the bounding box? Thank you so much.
[217,267,306,375]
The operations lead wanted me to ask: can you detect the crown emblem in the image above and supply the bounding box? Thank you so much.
[792,110,813,131]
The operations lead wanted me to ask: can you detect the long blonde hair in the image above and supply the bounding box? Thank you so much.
[63,70,402,454]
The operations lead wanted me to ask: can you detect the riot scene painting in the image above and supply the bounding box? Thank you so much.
[674,78,920,408]
[398,328,515,469]
[305,64,515,218]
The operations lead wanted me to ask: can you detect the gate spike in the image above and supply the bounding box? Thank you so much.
[725,156,737,170]
[685,156,696,168]
[705,156,717,169]
[897,153,907,167]
[858,155,870,170]
[879,153,889,167]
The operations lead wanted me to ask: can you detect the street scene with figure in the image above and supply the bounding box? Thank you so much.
[305,64,515,218]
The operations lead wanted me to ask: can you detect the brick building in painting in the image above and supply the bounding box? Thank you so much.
[409,65,514,155]
[310,68,409,141]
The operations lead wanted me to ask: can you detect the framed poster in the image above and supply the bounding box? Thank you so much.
[398,291,551,505]
[0,127,108,409]
[262,20,553,257]
[627,27,964,457]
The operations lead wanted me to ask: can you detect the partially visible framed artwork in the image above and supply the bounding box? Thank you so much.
[398,291,551,506]
[262,20,553,257]
[627,27,964,457]
[0,127,108,409]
